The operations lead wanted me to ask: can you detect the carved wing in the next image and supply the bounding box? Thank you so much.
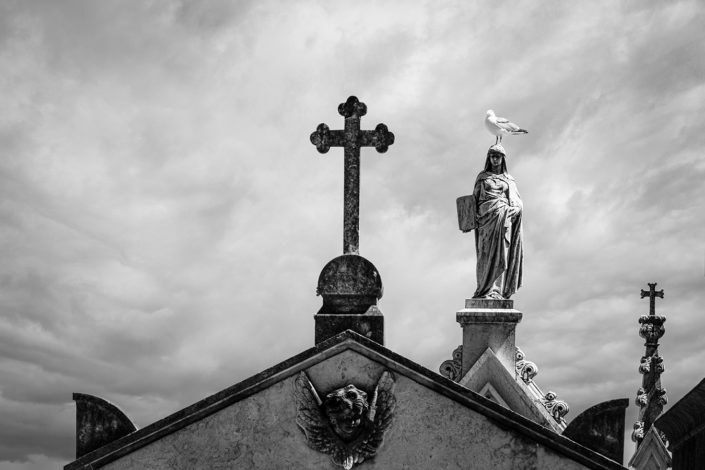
[293,372,349,465]
[350,371,396,463]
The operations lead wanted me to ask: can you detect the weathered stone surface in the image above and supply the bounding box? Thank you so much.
[315,254,384,344]
[456,303,522,376]
[458,347,562,433]
[315,313,383,345]
[465,298,514,310]
[632,283,668,449]
[456,195,476,232]
[461,145,523,300]
[655,377,705,468]
[457,309,522,325]
[439,345,463,382]
[317,255,383,314]
[79,343,619,470]
[73,393,137,458]
[514,347,538,383]
[310,96,394,255]
[628,426,671,470]
[294,370,395,469]
[563,398,628,464]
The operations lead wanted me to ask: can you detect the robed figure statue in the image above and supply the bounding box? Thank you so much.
[457,144,523,299]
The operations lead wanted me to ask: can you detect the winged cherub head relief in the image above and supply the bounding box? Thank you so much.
[323,385,369,440]
[294,371,396,470]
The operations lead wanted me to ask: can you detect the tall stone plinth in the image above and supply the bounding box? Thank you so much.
[314,254,384,345]
[456,299,522,376]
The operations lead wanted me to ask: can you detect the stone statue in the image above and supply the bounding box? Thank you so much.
[459,144,523,299]
[294,371,396,470]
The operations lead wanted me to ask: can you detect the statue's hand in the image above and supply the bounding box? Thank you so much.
[507,205,521,219]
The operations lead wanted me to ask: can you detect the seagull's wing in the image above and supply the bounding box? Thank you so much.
[485,116,505,133]
[495,116,523,132]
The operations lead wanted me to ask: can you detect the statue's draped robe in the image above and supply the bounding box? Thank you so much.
[473,171,523,298]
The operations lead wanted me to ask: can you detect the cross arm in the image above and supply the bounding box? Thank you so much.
[640,289,664,299]
[358,124,395,153]
[310,124,346,153]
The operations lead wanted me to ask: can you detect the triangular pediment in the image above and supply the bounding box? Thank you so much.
[458,346,565,433]
[478,382,509,407]
[66,331,624,470]
[628,426,671,469]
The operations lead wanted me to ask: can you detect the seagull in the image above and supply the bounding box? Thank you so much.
[485,110,528,144]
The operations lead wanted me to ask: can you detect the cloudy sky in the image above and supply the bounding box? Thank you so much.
[1,1,703,468]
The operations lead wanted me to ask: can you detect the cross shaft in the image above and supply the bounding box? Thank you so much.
[310,96,394,255]
[640,282,664,316]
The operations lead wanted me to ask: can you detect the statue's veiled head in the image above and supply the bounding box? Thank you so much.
[485,144,508,174]
[323,384,369,440]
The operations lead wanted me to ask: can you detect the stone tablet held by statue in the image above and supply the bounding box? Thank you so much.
[456,195,476,232]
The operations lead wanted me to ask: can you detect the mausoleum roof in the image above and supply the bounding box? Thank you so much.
[66,330,625,470]
[655,377,705,449]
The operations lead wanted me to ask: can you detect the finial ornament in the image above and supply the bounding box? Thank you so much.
[311,123,333,153]
[311,98,394,344]
[338,96,367,118]
[632,282,668,448]
[640,282,664,316]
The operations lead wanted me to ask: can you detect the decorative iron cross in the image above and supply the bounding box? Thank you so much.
[310,96,395,255]
[641,282,664,316]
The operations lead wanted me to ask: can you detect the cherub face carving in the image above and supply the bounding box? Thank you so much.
[323,384,369,440]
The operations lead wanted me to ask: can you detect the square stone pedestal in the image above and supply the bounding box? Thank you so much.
[314,308,384,345]
[456,299,522,376]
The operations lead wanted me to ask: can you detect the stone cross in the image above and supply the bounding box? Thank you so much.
[640,283,664,316]
[310,96,395,255]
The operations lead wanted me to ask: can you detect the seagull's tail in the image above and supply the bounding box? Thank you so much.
[510,129,528,135]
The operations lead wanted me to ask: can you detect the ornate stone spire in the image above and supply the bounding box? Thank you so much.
[631,282,668,447]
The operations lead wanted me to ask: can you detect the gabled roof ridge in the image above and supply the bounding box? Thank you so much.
[66,330,625,470]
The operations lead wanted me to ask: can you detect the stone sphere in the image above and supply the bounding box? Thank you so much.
[316,255,383,314]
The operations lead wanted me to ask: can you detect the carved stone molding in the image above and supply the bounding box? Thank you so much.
[439,345,463,382]
[654,387,668,407]
[653,355,665,374]
[634,384,668,410]
[635,387,648,408]
[638,355,664,375]
[631,421,645,442]
[656,428,669,449]
[540,391,569,424]
[515,347,538,383]
[638,315,666,345]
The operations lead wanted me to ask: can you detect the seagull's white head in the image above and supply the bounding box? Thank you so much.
[486,109,495,117]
